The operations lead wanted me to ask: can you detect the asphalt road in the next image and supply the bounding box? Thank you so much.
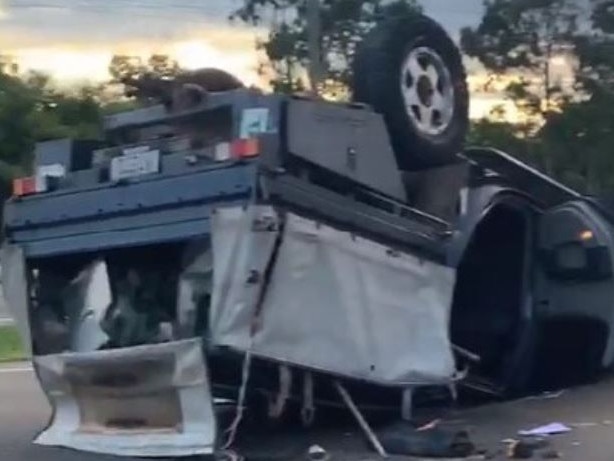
[0,364,121,461]
[2,362,614,461]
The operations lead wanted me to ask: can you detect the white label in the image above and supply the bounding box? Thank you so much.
[110,149,160,181]
[239,108,269,139]
[214,143,231,161]
[35,163,66,192]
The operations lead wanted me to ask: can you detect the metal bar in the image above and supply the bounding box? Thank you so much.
[334,381,388,458]
[452,344,481,363]
[263,174,448,263]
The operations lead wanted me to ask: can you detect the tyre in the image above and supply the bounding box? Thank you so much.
[352,14,469,171]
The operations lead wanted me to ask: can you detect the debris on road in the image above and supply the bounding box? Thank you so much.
[377,421,475,458]
[506,440,535,459]
[417,419,441,432]
[505,437,551,459]
[308,445,330,461]
[518,423,572,436]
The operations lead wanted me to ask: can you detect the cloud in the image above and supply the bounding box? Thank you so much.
[3,22,264,88]
[0,0,7,20]
[0,0,507,117]
[0,0,263,83]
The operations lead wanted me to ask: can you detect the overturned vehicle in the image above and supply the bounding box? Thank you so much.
[4,13,614,458]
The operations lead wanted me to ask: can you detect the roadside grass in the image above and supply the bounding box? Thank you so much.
[0,326,26,363]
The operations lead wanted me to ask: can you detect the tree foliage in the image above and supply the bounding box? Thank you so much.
[0,70,104,200]
[465,0,614,194]
[462,0,580,120]
[230,0,421,95]
[108,53,181,84]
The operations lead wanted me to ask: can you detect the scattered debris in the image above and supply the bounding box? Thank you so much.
[308,445,330,461]
[507,440,534,459]
[376,421,475,458]
[417,419,441,432]
[505,437,549,460]
[518,423,572,436]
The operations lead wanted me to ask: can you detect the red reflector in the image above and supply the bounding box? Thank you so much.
[231,138,260,158]
[13,177,36,197]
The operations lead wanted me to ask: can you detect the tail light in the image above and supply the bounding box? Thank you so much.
[12,164,66,197]
[12,177,37,197]
[214,138,260,162]
[231,138,260,158]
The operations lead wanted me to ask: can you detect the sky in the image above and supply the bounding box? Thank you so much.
[0,0,506,118]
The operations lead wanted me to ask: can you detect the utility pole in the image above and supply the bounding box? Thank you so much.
[306,0,322,95]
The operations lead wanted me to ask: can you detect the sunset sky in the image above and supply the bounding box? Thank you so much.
[0,0,534,120]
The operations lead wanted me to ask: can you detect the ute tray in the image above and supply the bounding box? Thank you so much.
[5,89,451,263]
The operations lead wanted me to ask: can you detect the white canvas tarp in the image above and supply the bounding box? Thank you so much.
[33,338,217,458]
[210,206,457,386]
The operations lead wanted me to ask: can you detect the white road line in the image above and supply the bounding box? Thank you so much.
[0,366,32,374]
[0,317,14,326]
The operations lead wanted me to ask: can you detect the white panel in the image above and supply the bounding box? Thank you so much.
[210,206,457,386]
[33,339,216,458]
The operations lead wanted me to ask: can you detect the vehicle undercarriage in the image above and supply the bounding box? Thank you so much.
[3,10,614,459]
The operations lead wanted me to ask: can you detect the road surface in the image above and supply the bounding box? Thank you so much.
[2,362,614,461]
[0,363,124,461]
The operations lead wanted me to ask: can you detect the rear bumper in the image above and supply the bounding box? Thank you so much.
[33,338,217,458]
[4,163,254,258]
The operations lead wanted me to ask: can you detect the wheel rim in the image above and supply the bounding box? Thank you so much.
[400,46,455,137]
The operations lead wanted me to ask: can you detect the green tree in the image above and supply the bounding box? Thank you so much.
[109,53,181,83]
[0,55,18,76]
[0,71,104,200]
[537,92,614,194]
[461,0,579,113]
[147,54,181,79]
[108,53,183,104]
[537,0,614,194]
[230,0,422,95]
[468,119,528,155]
[461,0,582,174]
[574,1,614,95]
[108,55,146,83]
